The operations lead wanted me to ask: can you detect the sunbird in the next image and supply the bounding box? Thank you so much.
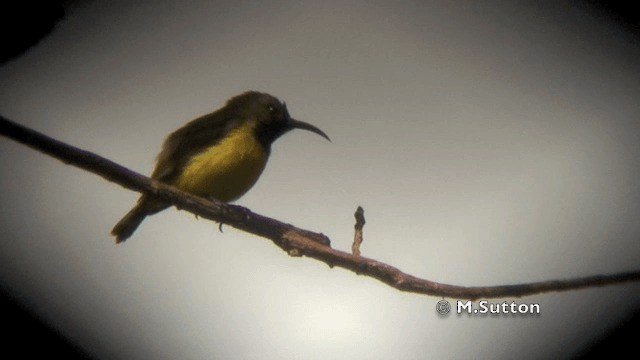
[111,91,330,243]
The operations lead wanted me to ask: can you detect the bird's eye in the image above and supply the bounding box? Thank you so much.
[268,106,275,113]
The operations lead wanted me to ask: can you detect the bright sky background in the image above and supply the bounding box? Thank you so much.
[1,1,640,359]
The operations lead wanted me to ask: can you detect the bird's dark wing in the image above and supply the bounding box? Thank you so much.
[151,109,243,183]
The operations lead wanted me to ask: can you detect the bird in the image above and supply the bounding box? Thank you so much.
[111,91,330,243]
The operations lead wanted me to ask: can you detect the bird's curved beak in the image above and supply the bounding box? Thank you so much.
[289,118,331,142]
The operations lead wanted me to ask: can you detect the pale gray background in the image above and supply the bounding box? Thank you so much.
[1,1,640,359]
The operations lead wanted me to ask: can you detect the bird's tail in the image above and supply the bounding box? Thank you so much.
[111,197,167,243]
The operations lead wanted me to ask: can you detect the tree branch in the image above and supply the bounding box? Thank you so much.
[2,114,640,300]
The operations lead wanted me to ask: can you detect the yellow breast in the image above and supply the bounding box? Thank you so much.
[174,122,268,202]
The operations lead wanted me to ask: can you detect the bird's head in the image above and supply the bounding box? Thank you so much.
[226,91,330,148]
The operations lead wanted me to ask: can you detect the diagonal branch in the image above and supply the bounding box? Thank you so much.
[2,114,640,300]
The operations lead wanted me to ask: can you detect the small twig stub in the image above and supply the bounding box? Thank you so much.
[352,206,365,256]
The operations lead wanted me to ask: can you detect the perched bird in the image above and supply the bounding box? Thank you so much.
[111,91,330,243]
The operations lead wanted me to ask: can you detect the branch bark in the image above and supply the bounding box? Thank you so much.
[2,115,640,300]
